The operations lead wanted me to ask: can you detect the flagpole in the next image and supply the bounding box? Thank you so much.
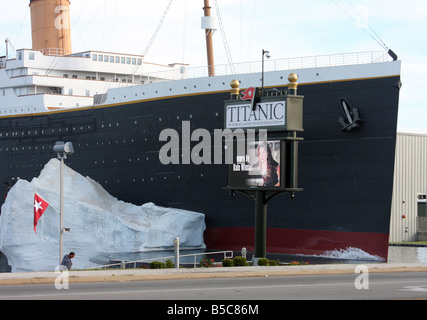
[53,141,74,266]
[59,157,64,265]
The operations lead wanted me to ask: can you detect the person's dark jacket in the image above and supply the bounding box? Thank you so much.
[61,254,73,270]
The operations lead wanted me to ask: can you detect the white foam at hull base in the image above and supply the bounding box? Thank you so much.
[308,247,385,262]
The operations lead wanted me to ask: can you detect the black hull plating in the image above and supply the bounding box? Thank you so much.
[0,75,401,256]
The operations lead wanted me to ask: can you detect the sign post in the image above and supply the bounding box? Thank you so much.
[224,74,304,263]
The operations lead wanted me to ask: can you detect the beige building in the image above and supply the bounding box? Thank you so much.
[390,132,427,242]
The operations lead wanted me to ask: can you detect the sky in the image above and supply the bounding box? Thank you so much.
[0,0,426,134]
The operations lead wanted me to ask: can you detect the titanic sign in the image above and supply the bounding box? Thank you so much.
[225,100,286,131]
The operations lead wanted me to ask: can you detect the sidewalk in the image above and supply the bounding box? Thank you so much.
[1,262,427,286]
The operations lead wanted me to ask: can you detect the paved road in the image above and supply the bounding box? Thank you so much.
[1,271,426,301]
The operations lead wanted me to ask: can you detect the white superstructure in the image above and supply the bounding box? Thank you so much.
[0,49,187,115]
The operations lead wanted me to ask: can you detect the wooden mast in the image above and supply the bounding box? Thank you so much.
[202,0,216,77]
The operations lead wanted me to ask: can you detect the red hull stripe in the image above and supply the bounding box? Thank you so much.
[204,227,389,261]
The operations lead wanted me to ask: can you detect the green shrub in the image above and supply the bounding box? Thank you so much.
[165,259,174,268]
[222,258,234,267]
[257,258,269,266]
[268,259,280,266]
[150,261,165,269]
[233,256,249,266]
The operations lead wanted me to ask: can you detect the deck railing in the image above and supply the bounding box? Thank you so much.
[144,51,391,82]
[89,250,234,270]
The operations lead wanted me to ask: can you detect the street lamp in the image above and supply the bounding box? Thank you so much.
[53,141,74,265]
[261,49,271,95]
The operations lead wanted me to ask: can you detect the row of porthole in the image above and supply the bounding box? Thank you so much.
[0,145,51,152]
[0,125,92,138]
[0,138,140,153]
[101,111,219,127]
[111,81,230,100]
[4,163,45,169]
[0,107,38,115]
[93,155,150,165]
[102,173,205,185]
[1,111,218,139]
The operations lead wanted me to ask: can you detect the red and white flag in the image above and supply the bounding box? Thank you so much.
[241,87,256,101]
[34,193,50,233]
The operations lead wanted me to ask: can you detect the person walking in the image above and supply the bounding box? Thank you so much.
[60,252,75,270]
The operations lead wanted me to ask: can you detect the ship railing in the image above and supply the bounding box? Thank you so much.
[143,51,391,83]
[88,250,234,270]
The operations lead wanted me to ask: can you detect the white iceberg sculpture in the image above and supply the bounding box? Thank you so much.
[0,159,206,272]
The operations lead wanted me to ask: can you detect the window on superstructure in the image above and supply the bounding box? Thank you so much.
[132,58,136,65]
[68,89,73,95]
[115,56,120,63]
[29,52,35,60]
[121,57,125,64]
[93,54,97,61]
[63,74,68,78]
[98,55,103,62]
[72,75,77,79]
[137,59,142,65]
[110,56,114,63]
[86,90,90,96]
[126,58,131,64]
[104,55,109,62]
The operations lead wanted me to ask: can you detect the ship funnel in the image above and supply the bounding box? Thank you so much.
[29,0,72,55]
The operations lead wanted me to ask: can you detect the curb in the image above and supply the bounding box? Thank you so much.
[2,263,427,286]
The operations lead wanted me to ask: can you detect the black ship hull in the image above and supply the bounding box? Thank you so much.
[0,72,401,261]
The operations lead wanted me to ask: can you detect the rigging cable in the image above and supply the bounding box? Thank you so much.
[45,0,111,76]
[213,0,236,74]
[330,0,397,61]
[131,0,174,75]
[330,0,386,49]
[181,0,190,65]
